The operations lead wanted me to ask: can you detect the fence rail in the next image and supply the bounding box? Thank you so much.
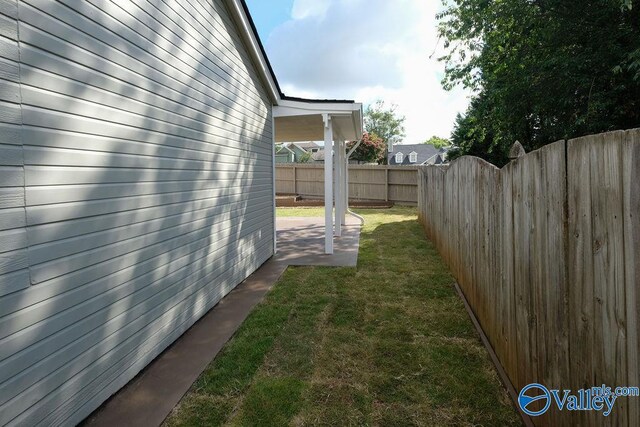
[418,129,640,426]
[276,164,418,205]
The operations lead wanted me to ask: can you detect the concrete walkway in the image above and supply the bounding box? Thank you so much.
[83,216,361,427]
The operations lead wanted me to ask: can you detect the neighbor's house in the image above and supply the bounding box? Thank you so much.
[275,141,322,163]
[275,143,297,163]
[310,148,326,162]
[388,144,449,166]
[0,1,361,425]
[295,141,322,154]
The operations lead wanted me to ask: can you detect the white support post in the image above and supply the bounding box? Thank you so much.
[334,138,342,237]
[323,114,334,254]
[341,142,347,226]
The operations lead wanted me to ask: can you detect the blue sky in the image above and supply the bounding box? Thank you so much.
[245,0,470,143]
[245,0,293,40]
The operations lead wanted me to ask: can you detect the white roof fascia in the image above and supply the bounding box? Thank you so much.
[225,0,281,104]
[424,153,440,164]
[278,144,296,155]
[274,100,363,117]
[291,142,311,152]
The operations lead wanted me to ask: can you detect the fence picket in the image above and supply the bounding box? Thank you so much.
[418,129,640,426]
[276,164,420,204]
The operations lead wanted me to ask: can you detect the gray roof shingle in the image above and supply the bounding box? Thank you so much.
[387,144,449,165]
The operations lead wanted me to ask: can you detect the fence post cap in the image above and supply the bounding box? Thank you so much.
[509,141,526,160]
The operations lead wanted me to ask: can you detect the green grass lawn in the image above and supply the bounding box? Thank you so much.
[275,207,325,217]
[165,207,521,426]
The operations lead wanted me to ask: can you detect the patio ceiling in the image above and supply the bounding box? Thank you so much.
[273,99,363,143]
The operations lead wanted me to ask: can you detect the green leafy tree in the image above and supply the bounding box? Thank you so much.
[424,136,451,148]
[364,100,406,151]
[447,94,505,165]
[297,151,312,163]
[347,132,386,164]
[438,0,640,166]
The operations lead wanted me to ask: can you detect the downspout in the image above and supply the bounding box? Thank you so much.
[271,113,277,254]
[345,140,365,225]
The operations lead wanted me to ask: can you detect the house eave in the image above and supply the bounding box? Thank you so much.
[225,0,364,119]
[225,0,281,103]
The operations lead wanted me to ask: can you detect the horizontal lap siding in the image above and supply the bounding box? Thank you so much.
[0,1,29,299]
[0,0,274,425]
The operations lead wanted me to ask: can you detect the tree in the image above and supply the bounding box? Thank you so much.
[446,94,506,166]
[424,136,451,148]
[364,100,406,150]
[438,0,640,166]
[297,151,312,163]
[347,132,386,164]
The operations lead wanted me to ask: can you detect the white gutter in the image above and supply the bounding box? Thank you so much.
[323,114,334,254]
[271,115,277,253]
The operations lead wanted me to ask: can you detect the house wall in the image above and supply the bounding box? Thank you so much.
[275,151,293,163]
[289,145,307,162]
[0,1,274,425]
[275,153,290,163]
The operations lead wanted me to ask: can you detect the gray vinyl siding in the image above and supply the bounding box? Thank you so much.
[0,1,28,300]
[0,0,275,425]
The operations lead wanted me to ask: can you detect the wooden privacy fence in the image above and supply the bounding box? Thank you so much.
[276,164,419,204]
[418,129,640,426]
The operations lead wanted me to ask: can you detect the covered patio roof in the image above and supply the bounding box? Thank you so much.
[274,99,363,254]
[273,99,363,255]
[274,98,363,143]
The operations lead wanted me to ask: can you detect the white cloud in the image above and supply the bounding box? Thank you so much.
[291,0,331,20]
[264,0,471,143]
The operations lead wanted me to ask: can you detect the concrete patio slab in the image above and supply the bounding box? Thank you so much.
[274,215,361,267]
[83,215,361,427]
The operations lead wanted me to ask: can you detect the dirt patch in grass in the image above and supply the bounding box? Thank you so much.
[165,207,521,426]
